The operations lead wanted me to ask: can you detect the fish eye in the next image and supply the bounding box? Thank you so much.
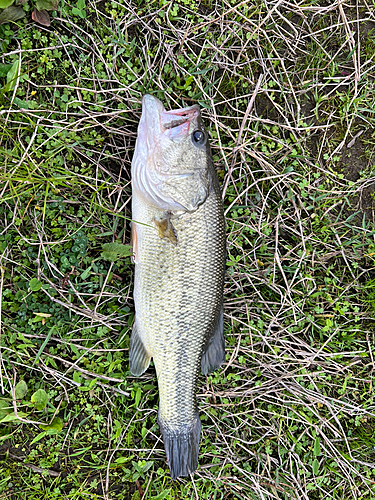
[191,130,206,147]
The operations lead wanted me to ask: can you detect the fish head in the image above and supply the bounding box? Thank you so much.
[132,94,212,212]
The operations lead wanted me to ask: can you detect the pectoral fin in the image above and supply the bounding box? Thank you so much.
[154,212,178,245]
[129,322,151,376]
[201,307,225,375]
[131,222,140,264]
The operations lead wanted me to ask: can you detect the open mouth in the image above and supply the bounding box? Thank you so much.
[161,105,199,131]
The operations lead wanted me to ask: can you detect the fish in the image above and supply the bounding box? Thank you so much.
[130,94,226,479]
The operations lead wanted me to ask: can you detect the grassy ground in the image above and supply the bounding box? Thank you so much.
[1,0,375,498]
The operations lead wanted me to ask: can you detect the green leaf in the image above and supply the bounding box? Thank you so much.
[0,411,28,423]
[29,278,42,291]
[14,380,27,399]
[6,58,20,91]
[143,384,156,391]
[80,266,92,280]
[13,97,28,108]
[312,458,319,475]
[68,447,91,457]
[0,399,12,417]
[0,5,25,24]
[40,416,63,432]
[30,431,46,445]
[96,231,116,237]
[0,0,15,8]
[101,243,132,262]
[0,431,13,442]
[314,437,321,456]
[198,101,212,109]
[33,326,55,366]
[150,490,171,500]
[73,371,81,384]
[89,378,97,389]
[35,0,58,10]
[135,387,141,407]
[72,6,85,18]
[0,63,12,77]
[141,461,153,473]
[31,389,48,411]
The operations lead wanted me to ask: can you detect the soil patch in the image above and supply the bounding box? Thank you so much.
[339,135,375,224]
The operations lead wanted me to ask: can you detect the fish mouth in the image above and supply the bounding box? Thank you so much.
[161,105,200,139]
[142,95,200,139]
[161,105,200,131]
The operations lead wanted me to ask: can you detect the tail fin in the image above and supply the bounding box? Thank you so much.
[158,413,201,479]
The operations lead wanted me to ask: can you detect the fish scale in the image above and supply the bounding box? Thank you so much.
[130,95,225,479]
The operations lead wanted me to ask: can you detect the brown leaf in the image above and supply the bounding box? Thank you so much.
[31,7,50,26]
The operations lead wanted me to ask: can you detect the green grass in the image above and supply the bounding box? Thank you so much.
[1,0,375,498]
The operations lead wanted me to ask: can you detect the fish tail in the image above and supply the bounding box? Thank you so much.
[158,413,201,479]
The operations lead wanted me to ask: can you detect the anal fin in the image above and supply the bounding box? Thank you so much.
[129,322,151,376]
[201,307,225,375]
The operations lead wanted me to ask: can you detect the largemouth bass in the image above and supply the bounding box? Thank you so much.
[130,95,226,479]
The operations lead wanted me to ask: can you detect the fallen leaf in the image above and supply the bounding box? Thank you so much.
[31,8,50,26]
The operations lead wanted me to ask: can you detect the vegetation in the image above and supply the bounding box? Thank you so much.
[1,0,375,498]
